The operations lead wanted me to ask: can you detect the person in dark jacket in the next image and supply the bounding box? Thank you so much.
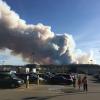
[82,76,88,92]
[72,75,76,88]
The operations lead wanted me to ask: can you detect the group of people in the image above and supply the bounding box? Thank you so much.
[72,74,88,92]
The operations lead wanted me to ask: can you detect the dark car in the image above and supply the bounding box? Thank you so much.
[60,74,73,85]
[0,71,24,88]
[15,73,37,84]
[49,74,73,85]
[39,72,55,82]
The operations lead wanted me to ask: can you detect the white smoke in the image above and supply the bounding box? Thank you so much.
[76,50,95,64]
[0,0,95,65]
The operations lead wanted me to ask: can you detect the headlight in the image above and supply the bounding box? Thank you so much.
[18,80,21,83]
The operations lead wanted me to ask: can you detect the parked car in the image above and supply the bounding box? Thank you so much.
[61,74,73,85]
[15,73,44,84]
[15,73,37,83]
[93,74,99,79]
[0,71,24,88]
[49,74,73,85]
[39,72,55,82]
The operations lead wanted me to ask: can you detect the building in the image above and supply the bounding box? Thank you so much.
[0,64,100,75]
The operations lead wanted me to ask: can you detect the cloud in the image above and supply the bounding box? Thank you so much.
[0,0,95,65]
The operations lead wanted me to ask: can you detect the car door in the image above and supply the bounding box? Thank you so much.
[0,74,7,87]
[3,75,13,87]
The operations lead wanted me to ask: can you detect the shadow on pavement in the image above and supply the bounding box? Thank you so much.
[23,95,64,100]
[0,87,16,89]
[62,88,100,95]
[23,88,100,100]
[23,91,100,100]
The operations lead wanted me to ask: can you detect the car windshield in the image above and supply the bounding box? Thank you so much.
[11,73,18,79]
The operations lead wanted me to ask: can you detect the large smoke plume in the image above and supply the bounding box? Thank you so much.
[0,0,95,65]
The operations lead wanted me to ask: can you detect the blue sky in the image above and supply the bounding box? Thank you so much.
[1,0,100,64]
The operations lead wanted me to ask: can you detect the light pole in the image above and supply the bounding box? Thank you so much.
[36,66,41,86]
[32,52,39,85]
[32,52,41,85]
[25,68,30,88]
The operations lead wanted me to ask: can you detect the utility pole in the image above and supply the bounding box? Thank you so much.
[25,68,29,88]
[36,66,41,86]
[32,52,41,86]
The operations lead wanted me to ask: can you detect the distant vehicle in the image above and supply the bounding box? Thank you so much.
[15,73,37,83]
[62,74,73,85]
[15,73,44,84]
[0,71,24,88]
[93,71,100,79]
[41,72,55,80]
[94,74,99,79]
[38,73,54,83]
[49,74,73,85]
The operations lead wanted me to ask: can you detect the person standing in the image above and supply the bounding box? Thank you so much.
[77,76,82,90]
[72,75,76,88]
[82,76,88,92]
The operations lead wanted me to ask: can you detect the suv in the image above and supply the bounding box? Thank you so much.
[0,71,24,88]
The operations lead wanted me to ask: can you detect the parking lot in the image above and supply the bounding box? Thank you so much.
[0,76,100,100]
